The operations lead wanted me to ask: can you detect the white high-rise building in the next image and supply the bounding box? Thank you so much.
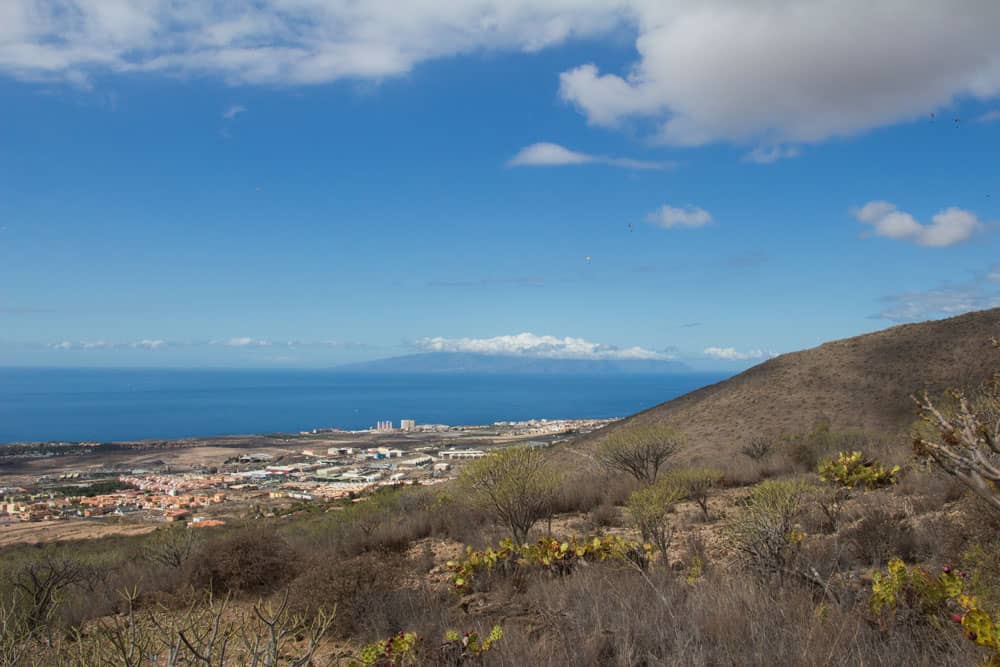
[400,419,416,431]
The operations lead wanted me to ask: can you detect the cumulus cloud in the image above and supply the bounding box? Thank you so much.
[559,2,1000,147]
[507,142,669,170]
[5,3,997,152]
[417,332,673,360]
[222,104,246,119]
[854,201,982,247]
[0,1,627,86]
[646,204,712,229]
[703,346,773,360]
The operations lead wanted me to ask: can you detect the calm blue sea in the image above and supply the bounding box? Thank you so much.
[0,368,728,444]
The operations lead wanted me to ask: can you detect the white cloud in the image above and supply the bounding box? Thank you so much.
[507,142,669,170]
[50,339,165,350]
[646,204,712,229]
[131,339,166,349]
[703,346,773,360]
[979,110,1000,123]
[417,332,672,360]
[221,337,271,347]
[4,2,997,153]
[854,201,982,247]
[222,104,246,119]
[559,2,1000,147]
[0,1,627,86]
[743,145,800,164]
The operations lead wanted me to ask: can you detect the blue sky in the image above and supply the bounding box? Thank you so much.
[1,1,998,370]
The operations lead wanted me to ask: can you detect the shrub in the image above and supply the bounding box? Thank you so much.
[818,450,900,489]
[741,437,773,462]
[460,447,561,545]
[667,467,724,520]
[143,525,199,569]
[626,482,686,561]
[447,535,649,593]
[913,339,1000,514]
[843,503,917,567]
[597,423,684,485]
[871,558,1000,662]
[351,625,503,666]
[187,527,296,595]
[726,480,810,585]
[588,502,621,529]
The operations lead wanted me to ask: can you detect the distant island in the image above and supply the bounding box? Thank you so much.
[334,351,693,374]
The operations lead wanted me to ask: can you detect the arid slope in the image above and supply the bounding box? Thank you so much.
[572,307,1000,464]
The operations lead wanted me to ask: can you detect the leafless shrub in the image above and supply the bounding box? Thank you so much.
[741,437,773,462]
[841,500,917,567]
[61,588,332,666]
[8,555,86,632]
[913,339,1000,513]
[502,562,975,666]
[597,423,684,485]
[144,526,199,569]
[589,503,621,529]
[187,528,297,596]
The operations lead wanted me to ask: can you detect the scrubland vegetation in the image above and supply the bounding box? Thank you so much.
[2,344,999,665]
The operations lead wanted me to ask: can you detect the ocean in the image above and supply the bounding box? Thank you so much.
[0,368,728,444]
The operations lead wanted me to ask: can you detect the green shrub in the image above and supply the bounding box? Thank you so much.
[626,482,686,561]
[818,450,900,489]
[726,480,809,583]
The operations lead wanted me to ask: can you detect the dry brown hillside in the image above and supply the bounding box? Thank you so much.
[569,307,1000,465]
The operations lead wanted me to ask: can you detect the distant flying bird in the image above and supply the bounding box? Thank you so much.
[628,223,633,232]
[585,255,591,264]
[954,117,961,126]
[930,112,936,121]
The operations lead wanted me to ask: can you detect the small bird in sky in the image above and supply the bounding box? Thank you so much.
[628,223,633,232]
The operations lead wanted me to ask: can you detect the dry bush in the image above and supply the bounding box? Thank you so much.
[286,552,401,639]
[741,436,773,462]
[597,423,684,485]
[841,500,918,567]
[666,467,724,521]
[896,467,967,514]
[589,503,622,529]
[499,563,977,666]
[913,345,1000,513]
[187,527,297,595]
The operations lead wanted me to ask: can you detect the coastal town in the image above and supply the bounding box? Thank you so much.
[0,417,613,542]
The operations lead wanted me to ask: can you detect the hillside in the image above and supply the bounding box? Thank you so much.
[573,307,1000,464]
